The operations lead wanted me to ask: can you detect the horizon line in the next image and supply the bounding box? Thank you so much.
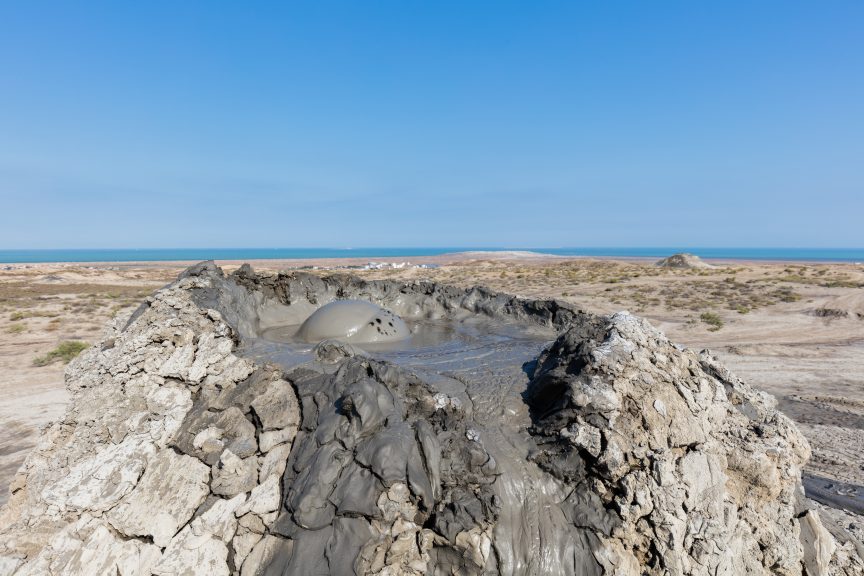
[2,246,863,251]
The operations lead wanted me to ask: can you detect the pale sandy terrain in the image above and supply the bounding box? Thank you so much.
[1,255,863,511]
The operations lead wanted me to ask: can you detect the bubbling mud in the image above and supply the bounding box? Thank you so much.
[295,299,410,345]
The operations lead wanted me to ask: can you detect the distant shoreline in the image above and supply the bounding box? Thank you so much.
[1,247,863,267]
[1,247,863,265]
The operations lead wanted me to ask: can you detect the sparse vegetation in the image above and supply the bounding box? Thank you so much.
[349,259,847,317]
[700,312,724,331]
[9,309,59,320]
[6,322,26,334]
[775,288,801,302]
[773,273,863,289]
[813,308,848,319]
[33,341,89,367]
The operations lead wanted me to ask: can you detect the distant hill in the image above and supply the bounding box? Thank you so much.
[656,252,714,269]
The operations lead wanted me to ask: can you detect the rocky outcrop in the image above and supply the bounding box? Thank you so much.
[524,312,856,574]
[0,267,293,575]
[0,262,861,575]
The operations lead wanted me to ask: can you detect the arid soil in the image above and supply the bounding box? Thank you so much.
[1,255,863,508]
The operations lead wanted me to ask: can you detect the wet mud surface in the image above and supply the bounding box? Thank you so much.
[251,316,554,414]
[804,473,864,516]
[243,316,595,574]
[778,396,864,431]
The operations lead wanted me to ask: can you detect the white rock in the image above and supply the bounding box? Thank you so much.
[236,474,281,517]
[193,425,225,451]
[561,422,603,457]
[0,557,23,576]
[259,427,297,453]
[107,449,211,548]
[212,449,258,497]
[41,435,155,513]
[799,510,836,576]
[232,527,263,571]
[145,384,193,446]
[152,494,246,576]
[157,341,195,380]
[259,442,293,482]
[15,517,160,576]
[241,535,288,576]
[251,379,300,431]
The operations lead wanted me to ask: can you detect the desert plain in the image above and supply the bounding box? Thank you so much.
[1,253,862,528]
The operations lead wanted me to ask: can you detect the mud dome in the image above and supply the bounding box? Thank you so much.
[2,261,862,576]
[294,300,410,345]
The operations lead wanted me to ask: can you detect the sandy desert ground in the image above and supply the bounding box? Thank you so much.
[1,254,862,523]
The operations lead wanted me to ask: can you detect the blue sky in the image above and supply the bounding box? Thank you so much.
[0,1,861,248]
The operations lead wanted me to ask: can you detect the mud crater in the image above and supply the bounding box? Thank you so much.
[189,264,607,574]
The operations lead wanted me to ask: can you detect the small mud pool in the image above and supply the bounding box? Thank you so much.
[248,312,556,424]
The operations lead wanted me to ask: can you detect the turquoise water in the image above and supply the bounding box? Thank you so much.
[0,247,862,264]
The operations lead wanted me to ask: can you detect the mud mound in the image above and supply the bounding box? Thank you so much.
[1,262,861,575]
[656,252,714,269]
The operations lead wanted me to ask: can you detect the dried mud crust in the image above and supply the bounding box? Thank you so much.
[0,261,861,576]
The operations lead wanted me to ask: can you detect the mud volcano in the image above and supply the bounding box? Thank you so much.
[1,262,861,575]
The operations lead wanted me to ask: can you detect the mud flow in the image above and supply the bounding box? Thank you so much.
[242,307,594,574]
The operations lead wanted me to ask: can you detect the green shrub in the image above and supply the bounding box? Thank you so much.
[700,312,724,331]
[6,323,26,334]
[9,310,59,320]
[33,341,89,367]
[777,289,801,302]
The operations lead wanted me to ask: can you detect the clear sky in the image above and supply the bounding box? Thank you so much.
[1,1,862,249]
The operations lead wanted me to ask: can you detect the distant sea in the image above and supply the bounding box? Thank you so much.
[1,247,863,264]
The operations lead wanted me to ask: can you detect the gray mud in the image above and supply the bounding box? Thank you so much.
[239,298,605,574]
[804,473,864,516]
[189,263,608,575]
[249,315,554,417]
[777,396,864,431]
[295,300,410,345]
